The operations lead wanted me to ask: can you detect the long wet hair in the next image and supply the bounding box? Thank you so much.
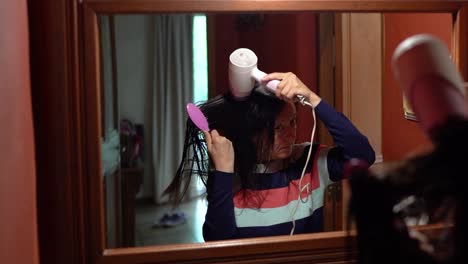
[164,89,285,207]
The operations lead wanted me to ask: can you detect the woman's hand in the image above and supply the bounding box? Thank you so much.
[203,130,235,173]
[262,72,322,107]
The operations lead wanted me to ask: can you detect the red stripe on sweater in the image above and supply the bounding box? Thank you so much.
[234,146,325,209]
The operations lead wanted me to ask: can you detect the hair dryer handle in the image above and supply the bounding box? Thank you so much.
[265,79,279,92]
[252,67,311,106]
[266,80,310,106]
[251,67,278,92]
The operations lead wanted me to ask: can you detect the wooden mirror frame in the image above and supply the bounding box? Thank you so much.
[31,1,468,264]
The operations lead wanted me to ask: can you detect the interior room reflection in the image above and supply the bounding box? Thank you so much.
[98,12,452,248]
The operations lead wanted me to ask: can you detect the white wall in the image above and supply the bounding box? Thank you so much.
[114,15,154,197]
[115,15,152,124]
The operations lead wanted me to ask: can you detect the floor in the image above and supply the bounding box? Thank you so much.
[135,196,207,246]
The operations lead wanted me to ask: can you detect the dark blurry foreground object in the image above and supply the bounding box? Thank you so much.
[348,34,468,264]
[392,34,467,137]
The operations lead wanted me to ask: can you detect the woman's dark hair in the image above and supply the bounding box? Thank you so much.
[347,116,468,264]
[164,89,285,207]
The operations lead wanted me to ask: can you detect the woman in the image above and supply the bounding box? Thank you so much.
[164,72,375,241]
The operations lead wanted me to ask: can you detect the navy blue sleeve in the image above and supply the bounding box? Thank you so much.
[314,100,375,181]
[202,171,239,241]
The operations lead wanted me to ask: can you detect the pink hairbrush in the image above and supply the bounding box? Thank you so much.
[186,103,209,131]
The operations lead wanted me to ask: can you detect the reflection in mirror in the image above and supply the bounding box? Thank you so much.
[98,12,453,249]
[100,13,209,248]
[99,12,329,249]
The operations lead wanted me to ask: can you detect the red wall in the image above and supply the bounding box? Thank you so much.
[383,13,452,161]
[0,0,39,264]
[211,13,318,142]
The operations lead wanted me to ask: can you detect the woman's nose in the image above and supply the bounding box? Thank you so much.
[282,127,295,139]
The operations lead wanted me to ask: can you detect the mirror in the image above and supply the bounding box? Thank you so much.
[100,11,333,248]
[97,10,454,249]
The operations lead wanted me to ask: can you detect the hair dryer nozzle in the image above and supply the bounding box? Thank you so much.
[228,48,282,101]
[228,48,258,99]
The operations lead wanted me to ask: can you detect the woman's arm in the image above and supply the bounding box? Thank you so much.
[202,130,240,241]
[315,100,375,164]
[261,72,375,166]
[203,171,240,241]
[314,100,375,180]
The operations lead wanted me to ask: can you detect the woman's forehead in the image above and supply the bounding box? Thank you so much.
[277,103,296,120]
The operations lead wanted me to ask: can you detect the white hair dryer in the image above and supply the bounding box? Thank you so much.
[228,48,277,98]
[228,48,309,105]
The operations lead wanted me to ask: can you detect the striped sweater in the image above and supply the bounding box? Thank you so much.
[202,100,375,241]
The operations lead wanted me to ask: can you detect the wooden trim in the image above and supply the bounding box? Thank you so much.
[334,13,343,113]
[453,4,468,82]
[84,0,463,13]
[318,12,342,230]
[317,13,335,147]
[30,0,88,263]
[83,4,107,262]
[100,231,357,264]
[339,13,383,154]
[336,11,384,235]
[96,224,449,264]
[32,1,468,264]
[340,13,352,117]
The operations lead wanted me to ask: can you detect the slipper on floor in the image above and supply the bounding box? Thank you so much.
[152,212,187,228]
